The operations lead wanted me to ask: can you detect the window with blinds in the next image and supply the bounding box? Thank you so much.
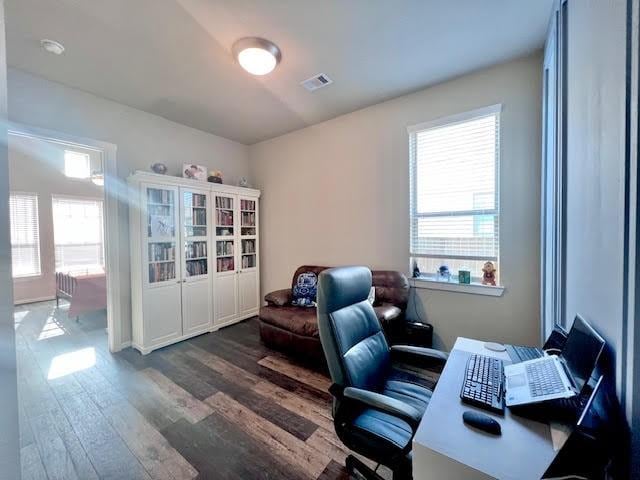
[52,196,105,272]
[409,105,501,283]
[9,193,41,277]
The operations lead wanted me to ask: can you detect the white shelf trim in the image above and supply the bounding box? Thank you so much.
[409,277,505,297]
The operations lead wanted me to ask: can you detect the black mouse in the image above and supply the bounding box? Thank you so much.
[462,410,501,435]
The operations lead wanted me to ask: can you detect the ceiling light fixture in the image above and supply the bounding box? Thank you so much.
[232,37,281,76]
[40,39,65,55]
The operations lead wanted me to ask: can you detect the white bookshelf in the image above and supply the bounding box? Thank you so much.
[128,171,260,354]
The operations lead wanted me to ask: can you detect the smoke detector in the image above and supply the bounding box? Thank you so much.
[41,39,65,55]
[300,73,333,92]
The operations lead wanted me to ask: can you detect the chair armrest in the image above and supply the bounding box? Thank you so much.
[264,289,292,306]
[390,345,449,367]
[343,386,422,432]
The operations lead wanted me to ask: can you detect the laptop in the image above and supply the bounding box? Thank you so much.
[505,315,605,407]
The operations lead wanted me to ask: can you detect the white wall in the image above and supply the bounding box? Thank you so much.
[0,1,20,477]
[9,134,104,304]
[7,68,250,345]
[250,53,542,350]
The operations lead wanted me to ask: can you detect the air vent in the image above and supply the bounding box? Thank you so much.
[301,73,333,92]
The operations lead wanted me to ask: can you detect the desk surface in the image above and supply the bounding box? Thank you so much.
[413,338,557,480]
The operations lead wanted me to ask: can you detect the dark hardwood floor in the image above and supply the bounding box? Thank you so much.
[16,301,439,479]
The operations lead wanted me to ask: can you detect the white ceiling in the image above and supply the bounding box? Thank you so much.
[6,0,553,145]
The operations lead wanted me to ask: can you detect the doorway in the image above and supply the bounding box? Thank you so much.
[7,124,120,353]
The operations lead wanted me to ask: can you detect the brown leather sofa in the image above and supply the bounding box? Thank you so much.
[259,265,410,362]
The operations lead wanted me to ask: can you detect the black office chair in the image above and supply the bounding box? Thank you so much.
[317,266,448,480]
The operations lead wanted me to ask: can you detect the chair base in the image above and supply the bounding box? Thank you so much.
[346,455,385,480]
[345,455,411,480]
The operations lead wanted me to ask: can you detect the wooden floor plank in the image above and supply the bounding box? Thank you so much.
[29,413,80,480]
[317,460,350,480]
[206,392,331,479]
[258,355,332,392]
[141,367,213,424]
[20,443,48,480]
[253,380,334,432]
[163,416,308,480]
[56,389,152,480]
[102,400,198,480]
[176,347,318,441]
[151,349,219,401]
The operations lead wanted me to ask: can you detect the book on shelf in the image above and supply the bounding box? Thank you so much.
[216,210,234,226]
[241,255,256,269]
[216,240,234,256]
[215,196,233,209]
[186,241,207,259]
[149,261,175,283]
[192,194,206,207]
[240,199,255,211]
[241,211,256,226]
[242,239,256,254]
[186,259,207,276]
[217,257,235,272]
[149,243,175,261]
[192,208,207,225]
[148,188,172,205]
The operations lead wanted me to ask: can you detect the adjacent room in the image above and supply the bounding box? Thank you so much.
[0,1,638,479]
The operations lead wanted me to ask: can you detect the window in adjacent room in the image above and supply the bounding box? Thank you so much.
[409,105,501,284]
[9,192,41,277]
[52,196,105,272]
[64,150,91,179]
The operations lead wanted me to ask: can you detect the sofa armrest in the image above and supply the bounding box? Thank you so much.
[343,386,422,432]
[390,345,449,368]
[264,289,292,306]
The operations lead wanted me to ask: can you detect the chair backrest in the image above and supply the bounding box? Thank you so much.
[317,266,390,391]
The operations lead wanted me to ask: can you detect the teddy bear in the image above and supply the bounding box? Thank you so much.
[482,261,497,286]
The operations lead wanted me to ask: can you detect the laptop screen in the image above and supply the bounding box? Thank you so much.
[561,315,606,393]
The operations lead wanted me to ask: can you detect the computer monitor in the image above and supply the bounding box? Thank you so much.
[560,315,606,394]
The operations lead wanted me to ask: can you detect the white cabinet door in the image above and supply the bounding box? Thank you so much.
[182,278,212,335]
[238,270,259,316]
[143,281,182,347]
[214,273,238,324]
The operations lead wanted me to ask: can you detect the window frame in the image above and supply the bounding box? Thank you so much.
[9,191,42,279]
[408,104,503,293]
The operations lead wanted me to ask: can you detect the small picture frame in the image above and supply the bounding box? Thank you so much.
[182,164,207,181]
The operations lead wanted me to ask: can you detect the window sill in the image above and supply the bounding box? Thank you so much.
[13,273,43,282]
[409,277,505,297]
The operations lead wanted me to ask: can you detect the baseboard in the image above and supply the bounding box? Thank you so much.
[14,296,56,306]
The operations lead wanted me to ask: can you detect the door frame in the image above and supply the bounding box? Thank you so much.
[8,122,121,353]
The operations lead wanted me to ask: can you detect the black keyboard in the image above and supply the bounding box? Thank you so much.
[460,354,505,413]
[506,344,544,363]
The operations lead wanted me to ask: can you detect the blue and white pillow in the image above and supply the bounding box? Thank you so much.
[291,272,318,307]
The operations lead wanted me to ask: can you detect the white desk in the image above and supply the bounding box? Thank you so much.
[413,338,558,480]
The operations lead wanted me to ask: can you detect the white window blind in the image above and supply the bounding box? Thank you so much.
[409,105,501,281]
[52,196,105,272]
[9,193,41,277]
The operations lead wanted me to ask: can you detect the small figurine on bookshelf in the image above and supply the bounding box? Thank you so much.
[208,170,223,184]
